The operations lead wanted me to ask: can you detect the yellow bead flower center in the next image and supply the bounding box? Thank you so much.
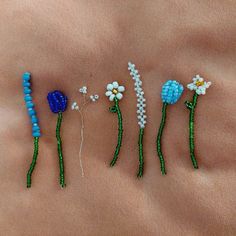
[196,80,204,87]
[112,89,118,94]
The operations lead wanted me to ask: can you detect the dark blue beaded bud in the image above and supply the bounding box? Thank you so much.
[47,90,68,113]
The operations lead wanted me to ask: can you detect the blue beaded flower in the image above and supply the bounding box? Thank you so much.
[47,90,67,113]
[161,80,184,105]
[22,72,41,188]
[22,72,41,137]
[157,80,184,175]
[47,90,68,188]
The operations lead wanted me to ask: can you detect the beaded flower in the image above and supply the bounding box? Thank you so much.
[71,86,99,177]
[161,80,184,104]
[79,86,88,94]
[187,75,211,95]
[105,82,125,101]
[105,82,125,167]
[22,72,41,188]
[157,80,184,175]
[47,90,68,188]
[128,62,147,177]
[185,75,212,169]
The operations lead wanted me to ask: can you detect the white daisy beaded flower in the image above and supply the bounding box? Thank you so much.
[105,81,125,101]
[187,75,211,95]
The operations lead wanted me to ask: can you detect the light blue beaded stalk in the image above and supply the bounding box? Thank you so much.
[22,72,41,188]
[157,80,184,175]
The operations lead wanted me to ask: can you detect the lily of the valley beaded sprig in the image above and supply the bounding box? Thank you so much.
[105,81,125,166]
[71,86,99,177]
[22,72,41,188]
[185,75,211,169]
[156,80,184,175]
[128,62,147,178]
[47,90,68,188]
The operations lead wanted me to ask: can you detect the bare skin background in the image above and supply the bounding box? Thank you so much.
[0,1,235,235]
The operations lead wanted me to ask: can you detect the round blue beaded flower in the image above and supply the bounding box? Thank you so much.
[161,80,184,105]
[47,90,68,113]
[157,80,184,175]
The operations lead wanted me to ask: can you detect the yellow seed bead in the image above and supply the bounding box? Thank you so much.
[112,89,118,94]
[196,81,204,86]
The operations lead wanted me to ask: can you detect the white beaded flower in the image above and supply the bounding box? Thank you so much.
[128,62,147,128]
[105,81,125,101]
[71,102,79,110]
[79,86,87,94]
[187,75,211,95]
[90,94,99,102]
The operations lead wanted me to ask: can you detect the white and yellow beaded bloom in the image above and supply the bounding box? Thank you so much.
[105,81,125,101]
[187,75,211,95]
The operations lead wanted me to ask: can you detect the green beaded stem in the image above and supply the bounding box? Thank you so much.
[185,93,199,169]
[56,112,66,188]
[137,128,144,178]
[26,137,39,188]
[109,98,123,167]
[156,102,168,175]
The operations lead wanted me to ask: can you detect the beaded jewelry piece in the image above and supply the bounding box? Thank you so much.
[157,80,184,175]
[128,62,147,178]
[105,81,125,166]
[22,72,41,188]
[185,75,211,169]
[47,90,68,188]
[71,86,99,177]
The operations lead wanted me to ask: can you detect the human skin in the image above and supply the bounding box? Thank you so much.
[0,0,236,235]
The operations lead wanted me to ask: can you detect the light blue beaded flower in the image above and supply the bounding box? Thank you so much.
[22,72,41,138]
[157,80,184,175]
[22,72,41,188]
[161,80,184,104]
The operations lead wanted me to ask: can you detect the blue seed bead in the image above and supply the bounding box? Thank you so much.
[24,88,32,94]
[23,81,31,87]
[31,116,38,124]
[32,125,40,132]
[28,108,36,116]
[26,101,34,108]
[32,131,41,137]
[22,72,31,81]
[24,95,32,102]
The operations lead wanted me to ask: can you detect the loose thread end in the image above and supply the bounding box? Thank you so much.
[26,183,31,188]
[110,160,117,167]
[137,169,144,178]
[161,169,167,175]
[192,161,199,169]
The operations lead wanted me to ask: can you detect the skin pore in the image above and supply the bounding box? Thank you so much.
[0,1,236,235]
